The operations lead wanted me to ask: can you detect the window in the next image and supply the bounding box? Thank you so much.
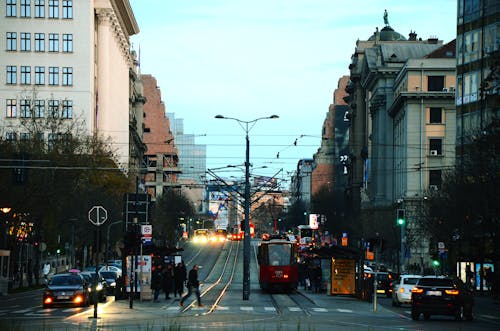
[62,67,72,85]
[6,0,16,17]
[20,132,30,141]
[48,0,59,18]
[20,0,30,17]
[20,66,31,84]
[429,170,442,189]
[6,132,17,142]
[48,66,59,85]
[34,99,45,117]
[62,34,73,52]
[62,99,72,118]
[429,138,443,155]
[20,32,31,51]
[428,76,445,91]
[35,66,45,85]
[429,107,442,124]
[7,32,17,51]
[48,99,59,117]
[6,99,17,117]
[62,0,72,19]
[35,0,45,17]
[49,33,59,52]
[35,33,45,51]
[20,99,31,118]
[6,66,17,84]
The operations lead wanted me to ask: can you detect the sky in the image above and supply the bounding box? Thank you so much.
[129,0,457,185]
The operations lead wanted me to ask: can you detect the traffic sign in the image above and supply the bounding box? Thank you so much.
[141,224,152,237]
[88,206,108,226]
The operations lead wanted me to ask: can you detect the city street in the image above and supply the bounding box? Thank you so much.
[1,240,499,330]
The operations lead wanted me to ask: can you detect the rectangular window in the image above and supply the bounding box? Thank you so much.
[35,33,45,51]
[48,133,56,149]
[6,66,17,84]
[429,138,443,156]
[62,34,73,52]
[6,99,17,118]
[429,169,442,188]
[20,132,30,141]
[62,67,72,86]
[62,0,72,19]
[20,99,31,118]
[20,32,31,51]
[7,32,17,51]
[62,99,72,118]
[48,66,59,85]
[35,66,45,85]
[49,33,59,52]
[428,76,445,91]
[48,100,59,117]
[48,0,59,18]
[429,107,442,124]
[34,99,45,117]
[6,132,17,142]
[35,0,45,17]
[20,0,30,17]
[6,0,17,17]
[20,66,31,84]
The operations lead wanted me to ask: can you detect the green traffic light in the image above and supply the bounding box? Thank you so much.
[432,259,440,267]
[397,218,405,225]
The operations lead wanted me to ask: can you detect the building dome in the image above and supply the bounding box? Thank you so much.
[368,25,407,41]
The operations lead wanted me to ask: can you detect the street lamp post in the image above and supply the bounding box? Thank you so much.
[215,114,279,300]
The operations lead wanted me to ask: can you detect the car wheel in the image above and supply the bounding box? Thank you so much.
[464,304,473,321]
[423,313,431,320]
[455,306,464,321]
[411,309,419,320]
[392,296,401,307]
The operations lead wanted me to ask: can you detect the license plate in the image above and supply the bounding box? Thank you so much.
[57,295,70,299]
[426,290,442,296]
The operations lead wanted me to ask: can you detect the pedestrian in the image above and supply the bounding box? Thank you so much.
[174,261,187,298]
[151,265,163,302]
[179,264,202,307]
[162,262,174,300]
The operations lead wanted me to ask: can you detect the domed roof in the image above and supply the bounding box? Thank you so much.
[368,25,407,41]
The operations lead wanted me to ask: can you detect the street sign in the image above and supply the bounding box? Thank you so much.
[141,224,152,236]
[141,237,152,245]
[88,206,108,226]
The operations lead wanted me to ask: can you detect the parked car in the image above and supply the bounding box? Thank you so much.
[99,265,122,276]
[43,273,90,308]
[365,271,393,297]
[392,274,422,306]
[99,270,118,295]
[411,276,474,321]
[80,271,107,303]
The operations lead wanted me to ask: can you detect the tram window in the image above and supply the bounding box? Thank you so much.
[268,244,291,266]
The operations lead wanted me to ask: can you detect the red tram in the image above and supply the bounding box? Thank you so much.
[257,235,298,292]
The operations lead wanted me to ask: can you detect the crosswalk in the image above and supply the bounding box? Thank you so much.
[0,306,87,317]
[163,305,353,313]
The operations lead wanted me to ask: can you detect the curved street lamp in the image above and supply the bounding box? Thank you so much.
[215,114,279,300]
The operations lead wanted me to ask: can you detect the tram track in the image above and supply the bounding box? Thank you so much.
[180,240,240,315]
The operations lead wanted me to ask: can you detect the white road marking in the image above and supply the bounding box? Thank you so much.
[240,306,254,311]
[312,308,328,312]
[337,308,353,313]
[264,307,276,311]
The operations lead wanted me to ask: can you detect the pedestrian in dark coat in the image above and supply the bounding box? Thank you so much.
[174,261,187,297]
[162,262,174,299]
[151,265,163,302]
[180,264,202,307]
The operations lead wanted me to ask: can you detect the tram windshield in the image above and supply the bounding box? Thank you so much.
[268,244,291,266]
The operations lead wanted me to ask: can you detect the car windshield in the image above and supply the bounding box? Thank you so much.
[403,277,421,285]
[100,271,117,279]
[376,273,389,281]
[418,278,454,287]
[50,275,81,286]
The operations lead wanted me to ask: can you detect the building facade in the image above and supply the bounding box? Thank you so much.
[0,0,140,170]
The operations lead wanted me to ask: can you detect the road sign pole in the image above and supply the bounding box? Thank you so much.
[87,205,107,320]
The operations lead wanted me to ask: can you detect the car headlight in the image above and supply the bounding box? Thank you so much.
[96,283,103,291]
[111,281,116,287]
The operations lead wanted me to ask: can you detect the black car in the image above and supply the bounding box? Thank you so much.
[80,271,107,303]
[411,276,474,321]
[365,271,393,297]
[43,273,90,308]
[99,271,118,295]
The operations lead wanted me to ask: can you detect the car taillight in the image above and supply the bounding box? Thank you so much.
[411,287,424,294]
[445,289,459,295]
[44,297,53,304]
[73,295,84,304]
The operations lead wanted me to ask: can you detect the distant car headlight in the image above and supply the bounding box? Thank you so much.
[96,283,103,291]
[110,281,116,287]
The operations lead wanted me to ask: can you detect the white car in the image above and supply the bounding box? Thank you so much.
[99,265,122,276]
[392,274,422,306]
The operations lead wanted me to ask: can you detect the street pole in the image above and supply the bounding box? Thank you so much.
[215,114,278,301]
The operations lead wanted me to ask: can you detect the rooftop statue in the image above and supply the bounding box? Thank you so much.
[384,9,389,26]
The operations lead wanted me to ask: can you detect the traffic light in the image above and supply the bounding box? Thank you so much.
[431,252,440,267]
[397,209,405,225]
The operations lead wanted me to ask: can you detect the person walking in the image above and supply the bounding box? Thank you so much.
[174,261,187,298]
[162,262,174,300]
[151,265,163,302]
[179,264,202,307]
